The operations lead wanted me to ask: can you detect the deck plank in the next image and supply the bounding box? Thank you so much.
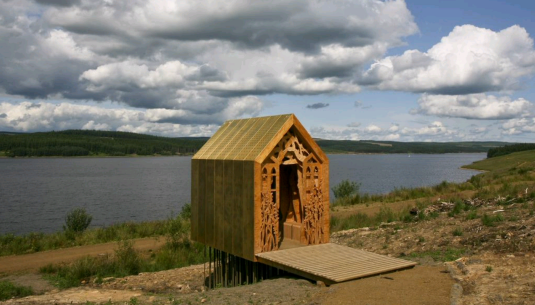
[256,243,416,284]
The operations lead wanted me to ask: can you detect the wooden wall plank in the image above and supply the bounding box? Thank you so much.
[253,161,262,259]
[242,161,255,261]
[232,161,244,258]
[197,159,206,244]
[223,160,234,255]
[214,160,225,250]
[190,160,199,241]
[205,159,215,247]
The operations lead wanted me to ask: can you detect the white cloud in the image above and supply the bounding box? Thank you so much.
[0,0,418,125]
[310,121,460,142]
[309,126,360,141]
[347,122,361,128]
[0,100,259,135]
[415,94,533,120]
[501,118,535,135]
[383,133,400,140]
[361,25,535,94]
[388,124,400,132]
[470,126,489,134]
[43,0,417,54]
[364,124,382,133]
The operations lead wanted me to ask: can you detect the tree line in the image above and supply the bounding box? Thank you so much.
[487,143,535,158]
[316,140,506,154]
[0,129,514,157]
[0,130,207,157]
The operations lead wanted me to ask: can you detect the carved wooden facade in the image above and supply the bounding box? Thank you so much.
[191,114,329,262]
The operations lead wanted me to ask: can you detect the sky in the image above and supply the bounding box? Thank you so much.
[1,0,535,142]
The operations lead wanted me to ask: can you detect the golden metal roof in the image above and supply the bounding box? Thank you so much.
[193,114,293,161]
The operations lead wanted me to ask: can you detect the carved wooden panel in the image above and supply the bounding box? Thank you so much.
[260,167,279,252]
[259,129,327,251]
[303,175,325,244]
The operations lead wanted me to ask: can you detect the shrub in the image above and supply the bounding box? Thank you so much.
[63,208,93,234]
[115,240,142,276]
[448,200,466,217]
[179,203,192,219]
[332,180,360,200]
[166,215,189,250]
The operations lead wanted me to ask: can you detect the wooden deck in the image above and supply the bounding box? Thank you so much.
[256,243,416,285]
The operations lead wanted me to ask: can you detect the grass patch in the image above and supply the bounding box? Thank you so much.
[0,204,192,257]
[448,200,468,217]
[463,150,535,172]
[0,280,34,301]
[405,248,466,262]
[330,206,398,232]
[40,215,205,289]
[466,210,478,220]
[481,213,505,227]
[331,179,476,208]
[452,227,463,236]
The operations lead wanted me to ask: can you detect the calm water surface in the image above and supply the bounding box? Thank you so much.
[0,153,485,235]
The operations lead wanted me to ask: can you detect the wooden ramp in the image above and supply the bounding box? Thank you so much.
[256,243,416,285]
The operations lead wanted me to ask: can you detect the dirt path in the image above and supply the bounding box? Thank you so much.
[2,265,454,305]
[0,237,165,274]
[318,265,454,305]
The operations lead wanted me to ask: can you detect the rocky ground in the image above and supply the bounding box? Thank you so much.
[331,196,535,305]
[2,196,534,304]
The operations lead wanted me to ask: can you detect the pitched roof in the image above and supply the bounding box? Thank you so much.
[193,114,293,161]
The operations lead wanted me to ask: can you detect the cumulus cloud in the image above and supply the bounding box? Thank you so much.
[414,94,533,120]
[470,126,489,134]
[35,0,81,7]
[361,25,535,94]
[306,103,329,109]
[0,0,420,129]
[347,122,361,128]
[310,126,360,141]
[43,0,416,54]
[0,100,260,135]
[364,124,382,133]
[501,118,535,135]
[388,124,400,132]
[310,120,461,142]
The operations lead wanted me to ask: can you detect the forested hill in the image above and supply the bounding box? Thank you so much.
[315,139,509,154]
[0,130,208,157]
[486,143,535,158]
[0,130,510,157]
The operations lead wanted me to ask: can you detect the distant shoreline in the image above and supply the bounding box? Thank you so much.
[0,154,194,159]
[0,151,488,159]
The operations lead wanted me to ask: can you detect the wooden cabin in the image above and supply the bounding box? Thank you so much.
[191,114,329,262]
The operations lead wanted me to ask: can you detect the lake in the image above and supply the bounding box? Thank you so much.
[0,153,485,235]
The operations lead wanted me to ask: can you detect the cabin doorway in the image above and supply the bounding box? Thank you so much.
[279,164,303,246]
